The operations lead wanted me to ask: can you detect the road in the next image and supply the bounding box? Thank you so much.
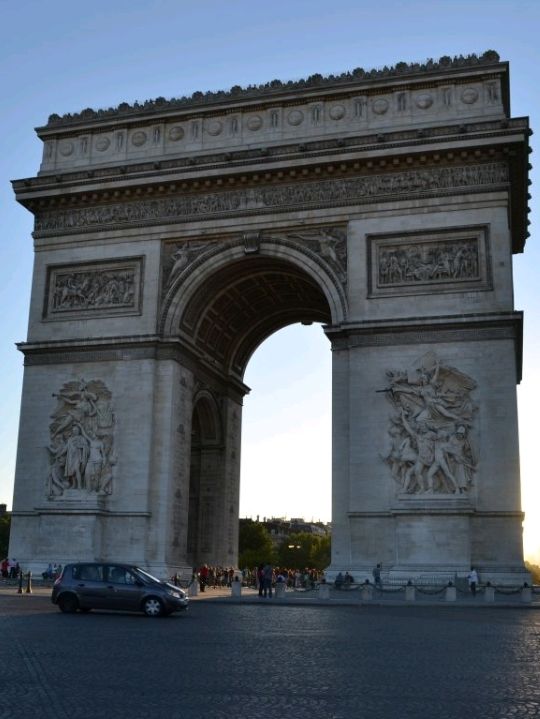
[0,593,539,718]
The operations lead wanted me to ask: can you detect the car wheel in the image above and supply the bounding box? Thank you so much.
[58,594,79,614]
[142,596,164,617]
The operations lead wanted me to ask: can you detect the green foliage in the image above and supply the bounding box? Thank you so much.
[525,561,540,584]
[0,514,10,559]
[238,520,275,568]
[276,532,330,570]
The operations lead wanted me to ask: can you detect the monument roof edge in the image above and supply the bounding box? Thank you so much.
[36,51,505,135]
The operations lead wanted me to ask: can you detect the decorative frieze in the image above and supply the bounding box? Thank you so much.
[380,351,478,497]
[44,258,143,319]
[368,226,492,297]
[34,162,509,236]
[47,379,116,499]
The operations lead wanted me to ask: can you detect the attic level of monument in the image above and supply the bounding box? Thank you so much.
[9,54,533,585]
[42,51,505,129]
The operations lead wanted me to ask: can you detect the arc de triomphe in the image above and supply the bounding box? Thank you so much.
[10,52,531,582]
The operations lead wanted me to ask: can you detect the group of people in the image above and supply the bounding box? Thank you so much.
[252,566,324,598]
[1,558,21,579]
[334,564,383,589]
[42,563,63,581]
[196,565,237,592]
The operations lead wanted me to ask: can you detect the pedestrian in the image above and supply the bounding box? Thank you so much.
[257,564,264,596]
[262,563,273,598]
[372,563,382,590]
[199,564,209,592]
[468,567,478,596]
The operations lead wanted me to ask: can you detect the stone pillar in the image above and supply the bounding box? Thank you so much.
[445,584,457,602]
[484,585,495,602]
[405,584,416,602]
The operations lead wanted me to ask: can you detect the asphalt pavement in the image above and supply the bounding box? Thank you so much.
[0,584,539,718]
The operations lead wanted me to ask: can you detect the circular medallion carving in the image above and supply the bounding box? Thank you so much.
[372,98,389,115]
[287,110,304,126]
[415,94,433,110]
[206,120,223,136]
[168,126,185,142]
[461,87,479,105]
[246,115,263,131]
[95,136,111,152]
[329,105,346,120]
[59,141,74,157]
[131,131,147,147]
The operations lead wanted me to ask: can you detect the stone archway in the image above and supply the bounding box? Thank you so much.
[163,238,337,572]
[9,53,532,584]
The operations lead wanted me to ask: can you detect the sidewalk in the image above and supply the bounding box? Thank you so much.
[186,583,540,608]
[2,580,538,609]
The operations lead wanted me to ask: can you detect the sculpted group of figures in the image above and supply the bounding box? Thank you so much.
[379,239,479,287]
[382,352,477,495]
[52,270,135,312]
[47,379,115,498]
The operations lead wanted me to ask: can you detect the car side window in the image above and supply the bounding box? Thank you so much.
[73,564,104,582]
[106,566,138,585]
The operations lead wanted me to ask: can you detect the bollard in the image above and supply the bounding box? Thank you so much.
[318,583,330,601]
[25,571,32,594]
[360,581,373,602]
[17,571,23,594]
[231,577,242,597]
[521,584,532,604]
[405,583,416,602]
[484,584,495,603]
[188,575,199,597]
[274,581,285,599]
[445,583,457,602]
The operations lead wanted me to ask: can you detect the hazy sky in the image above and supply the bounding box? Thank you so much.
[1,0,539,562]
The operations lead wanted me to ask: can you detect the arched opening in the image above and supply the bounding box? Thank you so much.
[240,323,331,523]
[187,393,223,568]
[179,246,337,568]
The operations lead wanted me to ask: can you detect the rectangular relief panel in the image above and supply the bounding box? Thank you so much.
[367,225,492,298]
[43,257,144,320]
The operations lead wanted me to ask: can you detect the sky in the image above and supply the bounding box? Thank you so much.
[1,0,539,563]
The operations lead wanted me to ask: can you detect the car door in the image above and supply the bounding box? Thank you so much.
[104,565,145,612]
[72,564,108,609]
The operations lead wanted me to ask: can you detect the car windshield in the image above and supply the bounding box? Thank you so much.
[132,567,162,584]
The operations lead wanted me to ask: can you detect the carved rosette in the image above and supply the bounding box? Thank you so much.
[47,379,116,499]
[380,351,478,497]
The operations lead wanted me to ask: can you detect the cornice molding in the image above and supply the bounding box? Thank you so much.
[32,161,509,238]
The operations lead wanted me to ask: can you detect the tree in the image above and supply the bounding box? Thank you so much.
[238,519,275,568]
[0,514,10,558]
[276,532,330,570]
[525,561,540,584]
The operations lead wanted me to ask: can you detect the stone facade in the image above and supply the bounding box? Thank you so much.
[10,53,531,582]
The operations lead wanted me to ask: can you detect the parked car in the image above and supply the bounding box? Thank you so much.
[51,563,189,617]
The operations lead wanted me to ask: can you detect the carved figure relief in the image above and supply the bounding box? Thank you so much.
[46,259,142,318]
[35,163,509,236]
[369,227,491,298]
[283,227,347,284]
[378,238,479,287]
[47,379,115,498]
[380,351,477,496]
[162,240,214,294]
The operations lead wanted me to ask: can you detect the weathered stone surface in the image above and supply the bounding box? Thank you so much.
[9,55,531,584]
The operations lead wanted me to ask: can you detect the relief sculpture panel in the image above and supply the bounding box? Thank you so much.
[380,351,478,496]
[45,258,143,319]
[47,379,115,498]
[369,226,491,297]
